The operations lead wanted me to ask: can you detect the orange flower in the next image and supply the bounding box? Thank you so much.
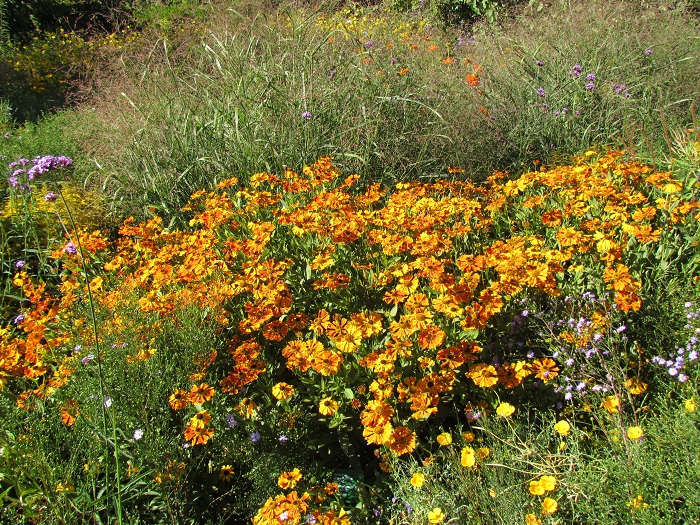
[189,410,211,428]
[389,426,417,455]
[272,382,294,401]
[169,389,189,410]
[466,74,479,86]
[469,363,498,388]
[363,421,393,445]
[278,468,303,490]
[184,425,214,445]
[60,400,79,426]
[417,326,446,349]
[189,383,215,404]
[531,358,559,383]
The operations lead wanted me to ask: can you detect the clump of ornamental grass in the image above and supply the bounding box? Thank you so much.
[1,146,699,522]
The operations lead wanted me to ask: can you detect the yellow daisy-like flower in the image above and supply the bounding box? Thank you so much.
[462,431,475,443]
[410,472,425,488]
[528,480,545,496]
[436,432,452,446]
[319,397,339,416]
[496,402,515,417]
[427,508,445,524]
[461,446,476,468]
[625,377,648,395]
[554,420,570,437]
[271,382,294,401]
[219,465,234,482]
[685,398,697,413]
[542,497,558,514]
[627,426,644,440]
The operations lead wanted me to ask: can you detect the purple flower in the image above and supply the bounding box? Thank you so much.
[14,260,26,268]
[301,111,313,120]
[226,413,238,428]
[8,176,19,188]
[82,353,95,365]
[329,69,336,79]
[278,434,289,443]
[562,107,569,114]
[615,325,627,333]
[586,73,596,81]
[13,314,25,325]
[63,242,77,255]
[644,49,652,55]
[44,192,58,202]
[574,109,581,116]
[3,132,9,139]
[585,82,595,90]
[569,64,582,78]
[537,87,546,98]
[390,57,397,65]
[536,60,544,67]
[364,40,373,48]
[250,431,261,443]
[678,373,688,382]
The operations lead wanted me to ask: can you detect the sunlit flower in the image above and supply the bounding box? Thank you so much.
[272,382,295,401]
[461,446,476,468]
[278,468,303,490]
[427,508,445,523]
[685,398,697,412]
[627,426,644,440]
[319,397,339,416]
[496,402,515,417]
[436,432,452,446]
[554,420,571,437]
[541,497,558,514]
[410,472,425,487]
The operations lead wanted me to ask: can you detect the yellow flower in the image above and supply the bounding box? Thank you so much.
[462,431,475,443]
[541,497,558,514]
[436,432,452,446]
[627,426,644,440]
[476,447,490,459]
[528,480,545,495]
[539,475,557,492]
[219,465,234,482]
[496,402,516,417]
[271,382,294,401]
[427,508,445,523]
[554,420,571,437]
[410,472,425,488]
[461,446,476,468]
[625,377,648,395]
[627,494,649,510]
[319,397,339,416]
[601,395,620,414]
[685,398,697,413]
[525,513,542,525]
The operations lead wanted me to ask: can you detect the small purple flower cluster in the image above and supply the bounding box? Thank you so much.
[6,155,73,191]
[612,83,631,98]
[651,302,699,383]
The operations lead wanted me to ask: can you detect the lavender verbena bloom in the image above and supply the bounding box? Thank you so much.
[227,413,238,428]
[537,87,546,98]
[615,325,627,333]
[14,260,26,268]
[585,82,595,90]
[250,431,261,443]
[644,49,652,55]
[586,73,596,81]
[536,60,544,67]
[574,109,581,116]
[685,302,693,308]
[63,242,77,255]
[44,192,58,202]
[301,111,313,120]
[570,64,582,78]
[390,57,397,65]
[329,69,336,79]
[8,176,19,188]
[364,40,373,48]
[18,158,30,166]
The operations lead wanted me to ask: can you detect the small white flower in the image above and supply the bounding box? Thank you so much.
[133,429,144,441]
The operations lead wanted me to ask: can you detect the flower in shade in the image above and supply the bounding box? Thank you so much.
[104,396,113,408]
[278,434,289,443]
[301,111,313,119]
[133,429,144,440]
[226,413,238,427]
[14,260,26,268]
[219,465,235,482]
[250,431,261,443]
